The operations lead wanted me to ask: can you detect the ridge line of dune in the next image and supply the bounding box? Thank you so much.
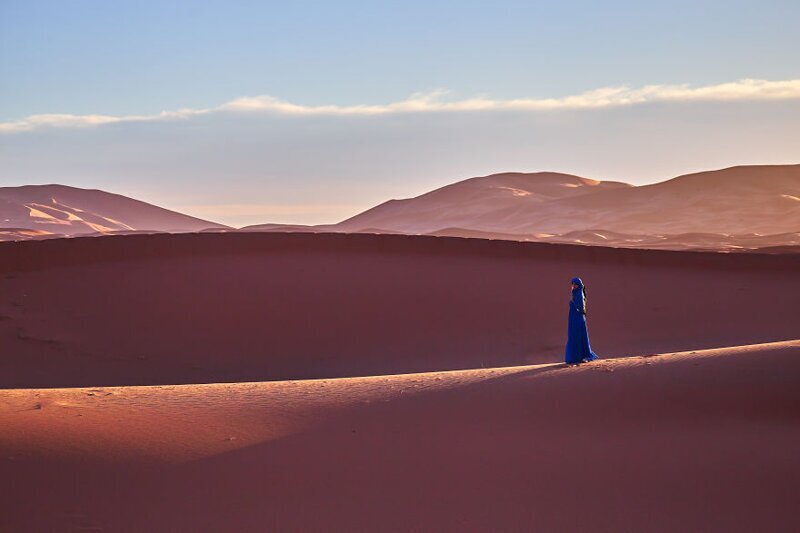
[7,339,797,393]
[2,232,798,277]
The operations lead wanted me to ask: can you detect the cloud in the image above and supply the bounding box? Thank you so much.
[0,108,209,134]
[3,78,800,134]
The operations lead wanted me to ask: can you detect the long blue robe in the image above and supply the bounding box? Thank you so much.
[565,282,598,364]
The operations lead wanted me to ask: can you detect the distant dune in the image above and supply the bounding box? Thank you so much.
[235,165,800,250]
[1,232,797,388]
[335,165,800,236]
[328,164,800,249]
[239,222,337,233]
[0,184,228,239]
[336,171,632,234]
[426,227,800,252]
[4,165,799,250]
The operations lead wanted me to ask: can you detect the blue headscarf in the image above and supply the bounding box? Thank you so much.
[572,277,587,312]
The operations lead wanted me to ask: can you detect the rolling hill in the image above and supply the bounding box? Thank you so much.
[333,165,800,237]
[0,184,227,239]
[4,165,799,250]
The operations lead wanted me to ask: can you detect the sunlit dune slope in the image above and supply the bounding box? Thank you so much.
[0,184,227,238]
[1,341,798,532]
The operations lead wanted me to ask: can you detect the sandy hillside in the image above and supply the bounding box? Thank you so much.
[336,172,632,234]
[0,184,227,239]
[338,165,800,236]
[0,232,798,531]
[328,165,800,249]
[1,232,798,388]
[1,340,798,532]
[5,165,798,250]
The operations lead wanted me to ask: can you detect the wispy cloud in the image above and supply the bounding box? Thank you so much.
[0,108,209,133]
[3,78,800,134]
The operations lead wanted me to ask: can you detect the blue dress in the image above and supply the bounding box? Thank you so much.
[565,280,598,364]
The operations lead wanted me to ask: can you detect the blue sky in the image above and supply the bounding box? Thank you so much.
[1,0,799,225]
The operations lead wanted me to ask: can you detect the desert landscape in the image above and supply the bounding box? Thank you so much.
[3,3,800,529]
[1,227,799,531]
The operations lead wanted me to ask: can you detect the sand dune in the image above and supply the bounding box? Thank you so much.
[329,165,800,249]
[1,232,797,530]
[426,227,800,251]
[0,184,227,239]
[1,340,798,531]
[336,171,632,234]
[491,164,800,235]
[1,232,797,388]
[5,165,798,250]
[239,222,338,233]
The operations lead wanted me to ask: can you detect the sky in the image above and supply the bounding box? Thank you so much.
[1,0,799,226]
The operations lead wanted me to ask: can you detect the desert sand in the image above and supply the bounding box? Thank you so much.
[1,341,798,531]
[1,232,798,388]
[1,232,798,531]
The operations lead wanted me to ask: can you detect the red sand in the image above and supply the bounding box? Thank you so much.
[0,232,797,388]
[1,341,798,531]
[1,232,798,531]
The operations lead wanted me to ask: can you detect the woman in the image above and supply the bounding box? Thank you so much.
[565,277,598,364]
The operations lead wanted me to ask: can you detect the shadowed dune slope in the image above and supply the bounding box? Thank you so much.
[1,341,798,532]
[0,232,797,388]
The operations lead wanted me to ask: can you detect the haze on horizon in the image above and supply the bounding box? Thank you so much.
[2,0,799,227]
